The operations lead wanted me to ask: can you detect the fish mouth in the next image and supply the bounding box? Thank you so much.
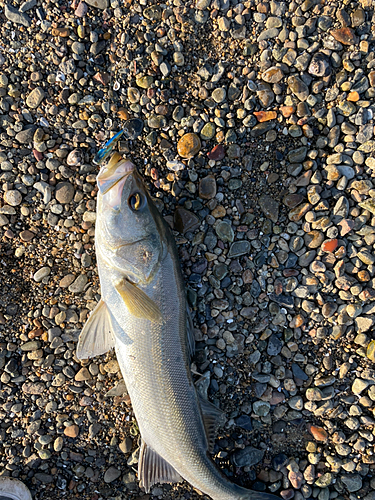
[97,154,135,195]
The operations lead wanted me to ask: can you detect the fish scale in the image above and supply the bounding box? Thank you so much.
[78,156,280,500]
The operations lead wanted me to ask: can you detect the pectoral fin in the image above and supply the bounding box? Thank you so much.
[115,279,162,324]
[77,299,115,359]
[138,441,182,493]
[198,395,226,453]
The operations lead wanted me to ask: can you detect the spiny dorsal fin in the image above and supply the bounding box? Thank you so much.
[77,299,115,359]
[198,395,226,453]
[138,441,182,493]
[115,279,163,324]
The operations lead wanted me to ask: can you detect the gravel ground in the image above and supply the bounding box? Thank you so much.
[0,0,375,499]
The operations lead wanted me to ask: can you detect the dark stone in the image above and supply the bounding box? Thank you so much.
[269,293,294,309]
[291,363,308,381]
[174,207,200,233]
[235,415,253,431]
[267,334,282,356]
[272,453,289,471]
[232,447,264,467]
[123,118,143,140]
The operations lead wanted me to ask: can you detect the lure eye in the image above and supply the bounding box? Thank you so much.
[128,193,142,211]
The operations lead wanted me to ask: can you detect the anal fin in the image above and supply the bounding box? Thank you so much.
[198,395,226,453]
[76,299,115,359]
[138,441,182,493]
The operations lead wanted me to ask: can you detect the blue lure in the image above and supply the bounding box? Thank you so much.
[93,130,124,165]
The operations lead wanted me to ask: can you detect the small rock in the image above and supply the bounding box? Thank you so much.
[4,190,22,206]
[207,144,225,161]
[177,133,201,158]
[64,425,79,438]
[174,207,200,233]
[85,0,108,8]
[68,275,88,294]
[309,425,328,441]
[33,267,51,282]
[259,195,279,222]
[75,1,87,16]
[232,447,264,467]
[331,28,358,45]
[104,466,121,483]
[4,4,31,26]
[199,175,216,200]
[55,182,75,204]
[26,87,45,108]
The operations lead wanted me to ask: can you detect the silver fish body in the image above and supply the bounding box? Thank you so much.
[78,155,279,500]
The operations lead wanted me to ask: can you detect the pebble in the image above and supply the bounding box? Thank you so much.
[233,447,264,467]
[33,267,51,282]
[4,4,31,26]
[104,467,121,483]
[177,133,201,158]
[4,190,22,206]
[55,182,75,204]
[26,87,45,108]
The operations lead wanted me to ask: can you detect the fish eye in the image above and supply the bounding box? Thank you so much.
[128,192,143,211]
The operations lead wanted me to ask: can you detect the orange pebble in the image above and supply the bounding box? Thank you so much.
[347,91,359,102]
[253,111,277,122]
[321,239,338,252]
[309,425,328,442]
[279,105,295,118]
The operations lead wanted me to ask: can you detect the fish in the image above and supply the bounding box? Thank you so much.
[77,150,280,500]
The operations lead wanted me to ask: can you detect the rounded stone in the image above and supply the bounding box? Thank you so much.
[308,52,331,77]
[4,190,22,206]
[26,87,45,108]
[33,267,51,282]
[104,466,121,483]
[200,122,216,140]
[64,424,79,438]
[212,87,226,103]
[55,182,75,204]
[177,133,201,158]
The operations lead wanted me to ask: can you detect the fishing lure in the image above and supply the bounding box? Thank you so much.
[93,129,124,165]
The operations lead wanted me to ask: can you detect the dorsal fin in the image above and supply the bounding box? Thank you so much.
[198,395,226,453]
[138,441,182,493]
[76,299,115,359]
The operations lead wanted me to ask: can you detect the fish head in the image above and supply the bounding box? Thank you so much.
[96,154,167,284]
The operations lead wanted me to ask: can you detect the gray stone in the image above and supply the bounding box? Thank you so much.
[68,274,88,294]
[341,474,362,492]
[85,0,108,8]
[4,4,31,26]
[26,88,45,108]
[232,446,264,467]
[104,466,121,483]
[259,195,279,223]
[33,267,51,282]
[15,126,36,144]
[228,241,250,258]
[267,334,282,356]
